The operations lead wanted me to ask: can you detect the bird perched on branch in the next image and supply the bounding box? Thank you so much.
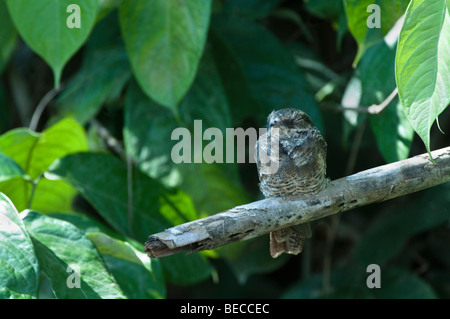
[255,108,328,258]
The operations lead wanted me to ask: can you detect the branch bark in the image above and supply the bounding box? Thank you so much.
[144,146,450,258]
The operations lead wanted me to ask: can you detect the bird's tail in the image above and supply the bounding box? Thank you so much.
[269,223,312,258]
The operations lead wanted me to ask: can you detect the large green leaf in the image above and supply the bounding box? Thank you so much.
[0,0,17,73]
[0,194,39,298]
[356,182,450,266]
[212,16,323,131]
[372,268,437,298]
[395,0,450,154]
[123,80,180,186]
[23,211,126,298]
[119,0,211,112]
[304,0,348,47]
[57,11,131,124]
[5,0,100,87]
[124,51,248,217]
[0,118,88,212]
[282,266,436,298]
[48,211,166,295]
[222,0,283,20]
[87,232,165,299]
[47,152,212,285]
[48,153,192,236]
[358,42,414,162]
[209,29,259,124]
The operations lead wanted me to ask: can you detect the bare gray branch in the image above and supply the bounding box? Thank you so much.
[145,146,450,258]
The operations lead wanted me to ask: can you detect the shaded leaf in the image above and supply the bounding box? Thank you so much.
[0,0,17,73]
[372,268,437,298]
[57,11,131,124]
[48,152,212,285]
[356,182,450,266]
[123,80,180,186]
[212,16,323,131]
[119,0,211,111]
[222,0,283,20]
[88,232,165,299]
[358,41,414,162]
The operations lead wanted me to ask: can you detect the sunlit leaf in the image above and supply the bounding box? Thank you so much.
[0,118,88,212]
[23,210,126,298]
[395,0,450,154]
[0,194,39,298]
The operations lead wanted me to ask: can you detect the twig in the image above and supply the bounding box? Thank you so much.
[145,146,450,258]
[365,87,398,114]
[322,87,398,115]
[89,118,127,162]
[29,85,65,131]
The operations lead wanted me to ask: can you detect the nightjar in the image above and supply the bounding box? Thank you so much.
[255,108,328,258]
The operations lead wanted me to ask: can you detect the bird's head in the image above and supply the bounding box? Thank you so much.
[267,108,314,131]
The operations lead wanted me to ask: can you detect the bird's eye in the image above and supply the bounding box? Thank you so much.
[269,119,280,128]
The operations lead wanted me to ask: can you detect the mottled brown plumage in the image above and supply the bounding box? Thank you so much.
[255,108,327,258]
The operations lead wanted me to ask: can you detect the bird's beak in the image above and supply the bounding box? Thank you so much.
[268,119,278,128]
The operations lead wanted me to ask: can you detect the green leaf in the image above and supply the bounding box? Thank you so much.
[123,80,180,186]
[356,182,450,266]
[209,28,259,124]
[48,152,212,285]
[119,0,211,111]
[49,211,167,294]
[0,193,39,298]
[222,0,283,20]
[88,232,165,299]
[370,98,414,162]
[282,268,373,299]
[395,0,450,154]
[212,16,323,131]
[23,210,126,299]
[373,268,437,298]
[0,118,88,212]
[0,118,88,179]
[305,0,345,20]
[305,0,348,48]
[49,211,122,239]
[345,0,409,66]
[179,47,233,133]
[48,153,187,236]
[179,163,248,217]
[358,42,414,162]
[124,51,248,217]
[5,0,100,87]
[178,50,249,215]
[223,236,288,285]
[0,0,17,73]
[57,11,131,124]
[0,153,27,182]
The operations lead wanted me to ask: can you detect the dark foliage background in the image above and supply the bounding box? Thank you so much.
[0,0,449,299]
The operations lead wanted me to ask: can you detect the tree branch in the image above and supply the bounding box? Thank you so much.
[321,87,398,114]
[144,146,450,258]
